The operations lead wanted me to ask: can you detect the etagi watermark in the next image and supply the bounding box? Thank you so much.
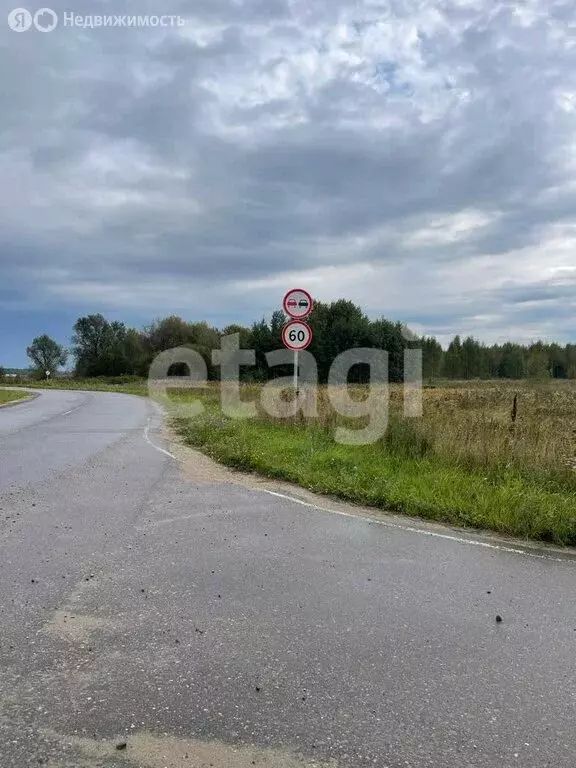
[148,333,423,446]
[7,8,186,32]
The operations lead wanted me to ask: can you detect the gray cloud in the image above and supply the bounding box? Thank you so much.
[0,0,575,343]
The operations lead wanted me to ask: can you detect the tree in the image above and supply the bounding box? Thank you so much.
[309,300,376,383]
[461,336,485,379]
[26,335,67,378]
[123,329,148,377]
[526,343,550,380]
[248,318,275,380]
[443,336,463,379]
[72,314,111,376]
[566,345,576,379]
[72,314,135,377]
[421,337,443,380]
[144,316,195,353]
[369,319,405,383]
[549,343,567,379]
[141,316,221,378]
[497,343,526,379]
[222,324,251,349]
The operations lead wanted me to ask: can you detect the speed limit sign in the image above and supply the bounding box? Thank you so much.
[282,320,313,351]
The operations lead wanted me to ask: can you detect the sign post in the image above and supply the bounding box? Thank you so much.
[294,350,298,393]
[282,290,314,396]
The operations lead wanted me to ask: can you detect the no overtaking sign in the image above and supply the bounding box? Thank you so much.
[283,289,313,320]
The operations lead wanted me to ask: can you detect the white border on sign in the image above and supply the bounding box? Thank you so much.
[283,288,313,320]
[282,320,313,351]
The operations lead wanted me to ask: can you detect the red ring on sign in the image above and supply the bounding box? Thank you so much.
[282,321,313,351]
[282,288,314,319]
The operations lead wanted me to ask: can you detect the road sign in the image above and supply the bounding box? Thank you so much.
[283,288,313,320]
[282,320,313,351]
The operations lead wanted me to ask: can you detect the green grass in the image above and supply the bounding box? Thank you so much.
[4,377,147,396]
[0,389,31,406]
[172,392,576,546]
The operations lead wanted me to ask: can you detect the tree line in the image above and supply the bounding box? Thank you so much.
[438,336,576,380]
[5,300,576,381]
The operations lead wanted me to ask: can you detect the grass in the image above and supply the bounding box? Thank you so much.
[3,376,147,397]
[169,381,576,546]
[0,389,31,406]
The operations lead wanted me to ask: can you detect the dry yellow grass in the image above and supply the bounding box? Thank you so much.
[179,379,576,489]
[232,380,575,480]
[402,381,576,477]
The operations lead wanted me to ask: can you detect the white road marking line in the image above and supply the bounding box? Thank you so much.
[59,403,85,417]
[141,407,571,562]
[138,514,198,530]
[144,418,177,460]
[261,489,568,563]
[58,399,89,418]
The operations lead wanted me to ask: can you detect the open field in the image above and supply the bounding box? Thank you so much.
[170,379,576,545]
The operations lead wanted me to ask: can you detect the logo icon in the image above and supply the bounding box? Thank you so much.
[7,8,32,31]
[8,7,58,31]
[34,7,57,31]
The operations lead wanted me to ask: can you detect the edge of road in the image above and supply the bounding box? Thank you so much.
[160,410,576,564]
[4,386,575,564]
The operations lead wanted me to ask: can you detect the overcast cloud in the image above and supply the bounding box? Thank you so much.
[1,0,575,363]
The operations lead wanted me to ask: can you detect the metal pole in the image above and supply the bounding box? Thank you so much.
[294,349,299,397]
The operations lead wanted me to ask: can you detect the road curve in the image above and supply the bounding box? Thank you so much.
[0,389,575,768]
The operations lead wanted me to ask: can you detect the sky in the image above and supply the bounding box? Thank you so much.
[1,0,575,367]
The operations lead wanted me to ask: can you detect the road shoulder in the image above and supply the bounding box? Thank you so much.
[165,419,576,563]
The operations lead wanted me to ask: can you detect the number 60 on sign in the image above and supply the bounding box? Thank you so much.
[282,320,313,351]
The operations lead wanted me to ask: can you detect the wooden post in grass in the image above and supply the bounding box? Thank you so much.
[506,394,518,469]
[511,394,518,425]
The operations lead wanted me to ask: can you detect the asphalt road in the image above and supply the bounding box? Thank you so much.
[1,390,575,768]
